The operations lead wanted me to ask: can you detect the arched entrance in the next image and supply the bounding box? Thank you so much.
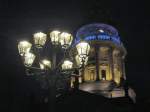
[84,66,96,81]
[101,70,106,80]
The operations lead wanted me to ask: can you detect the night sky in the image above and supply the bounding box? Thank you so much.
[1,0,150,109]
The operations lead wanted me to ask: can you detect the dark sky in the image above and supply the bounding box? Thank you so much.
[1,0,150,106]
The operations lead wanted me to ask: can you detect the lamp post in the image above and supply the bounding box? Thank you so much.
[17,30,90,112]
[76,41,90,82]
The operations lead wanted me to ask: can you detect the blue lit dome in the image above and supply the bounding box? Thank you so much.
[75,23,121,45]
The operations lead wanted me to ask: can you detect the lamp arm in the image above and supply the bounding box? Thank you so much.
[54,47,71,72]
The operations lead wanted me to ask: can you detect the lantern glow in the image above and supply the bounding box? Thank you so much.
[59,32,73,49]
[76,41,90,59]
[33,32,47,48]
[18,41,32,56]
[24,52,35,67]
[62,60,73,70]
[50,30,61,45]
[41,59,51,69]
[75,55,88,67]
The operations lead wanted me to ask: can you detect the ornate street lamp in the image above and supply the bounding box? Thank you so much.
[18,31,91,86]
[17,29,91,111]
[18,41,32,56]
[75,41,90,83]
[33,32,47,48]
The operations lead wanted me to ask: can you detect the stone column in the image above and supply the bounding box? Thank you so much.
[122,59,126,80]
[95,45,100,81]
[99,47,101,80]
[119,56,124,79]
[109,47,114,80]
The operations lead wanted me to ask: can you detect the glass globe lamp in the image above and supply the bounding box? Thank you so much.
[40,59,51,69]
[75,55,88,67]
[76,41,90,59]
[18,41,32,56]
[59,32,73,49]
[61,60,73,70]
[50,30,61,45]
[33,32,47,48]
[24,52,35,67]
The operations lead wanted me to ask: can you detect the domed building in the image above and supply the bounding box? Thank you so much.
[71,23,136,100]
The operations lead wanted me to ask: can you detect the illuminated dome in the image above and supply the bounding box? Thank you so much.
[75,23,121,45]
[70,23,130,99]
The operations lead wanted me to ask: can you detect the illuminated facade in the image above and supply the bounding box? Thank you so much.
[71,23,133,98]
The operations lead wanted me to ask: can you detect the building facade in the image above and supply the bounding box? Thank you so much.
[71,23,135,99]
